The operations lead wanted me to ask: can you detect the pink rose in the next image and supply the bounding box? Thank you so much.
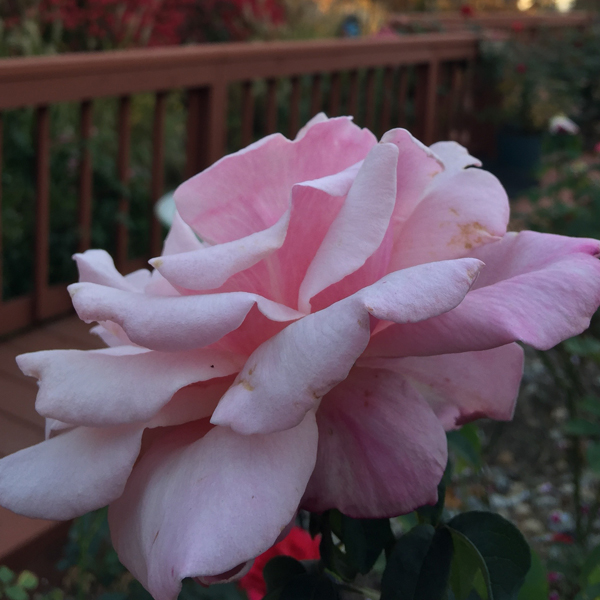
[1,115,600,599]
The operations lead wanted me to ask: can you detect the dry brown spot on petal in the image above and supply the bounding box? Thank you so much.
[449,207,459,216]
[448,221,489,250]
[239,379,255,391]
[247,365,257,376]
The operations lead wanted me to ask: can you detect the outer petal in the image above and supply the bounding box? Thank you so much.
[108,413,318,600]
[429,140,481,171]
[150,210,290,292]
[74,250,139,291]
[298,143,398,312]
[211,258,483,435]
[368,232,600,357]
[390,166,509,270]
[17,346,242,426]
[0,425,143,520]
[302,367,447,518]
[360,343,524,430]
[68,282,302,352]
[175,117,376,244]
[294,112,329,140]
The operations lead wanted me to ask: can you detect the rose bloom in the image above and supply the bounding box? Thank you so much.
[1,115,600,599]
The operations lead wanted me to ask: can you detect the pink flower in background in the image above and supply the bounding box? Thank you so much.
[1,114,600,599]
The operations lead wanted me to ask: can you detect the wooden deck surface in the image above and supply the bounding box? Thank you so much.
[0,315,102,560]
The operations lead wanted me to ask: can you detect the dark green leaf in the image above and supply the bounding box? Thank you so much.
[413,527,454,600]
[97,594,128,600]
[579,396,600,418]
[381,525,453,600]
[263,573,339,600]
[564,337,600,358]
[381,524,435,600]
[564,419,600,437]
[588,443,600,474]
[447,425,482,469]
[263,556,307,594]
[309,513,323,540]
[517,550,548,600]
[341,516,394,574]
[417,474,447,527]
[448,511,531,600]
[448,528,491,600]
[319,523,358,582]
[581,544,600,586]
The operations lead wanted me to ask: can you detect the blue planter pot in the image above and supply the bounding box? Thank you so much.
[497,130,542,172]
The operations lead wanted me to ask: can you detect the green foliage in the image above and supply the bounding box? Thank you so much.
[517,551,548,600]
[480,22,600,141]
[283,471,534,600]
[480,36,575,133]
[0,566,64,600]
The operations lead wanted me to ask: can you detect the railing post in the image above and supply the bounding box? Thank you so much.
[150,92,167,258]
[34,105,50,322]
[115,95,131,273]
[78,100,93,254]
[415,60,440,145]
[289,76,301,139]
[185,83,228,180]
[0,113,3,303]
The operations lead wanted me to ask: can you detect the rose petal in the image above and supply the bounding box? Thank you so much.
[298,142,399,312]
[147,377,235,429]
[294,112,329,140]
[74,250,139,291]
[429,140,481,171]
[212,258,483,435]
[208,161,362,307]
[150,211,290,292]
[69,282,302,352]
[0,425,143,520]
[389,166,509,270]
[302,366,447,517]
[162,211,205,256]
[381,128,443,225]
[175,117,376,244]
[108,412,318,600]
[360,343,524,430]
[368,231,600,357]
[17,346,242,426]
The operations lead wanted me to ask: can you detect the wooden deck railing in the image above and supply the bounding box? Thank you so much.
[389,10,591,36]
[0,33,480,337]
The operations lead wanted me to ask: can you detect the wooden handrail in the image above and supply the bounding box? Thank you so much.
[388,10,591,31]
[0,33,478,109]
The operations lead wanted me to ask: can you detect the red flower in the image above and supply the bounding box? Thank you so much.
[516,63,527,74]
[238,527,321,600]
[511,20,524,33]
[460,5,474,17]
[552,533,574,544]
